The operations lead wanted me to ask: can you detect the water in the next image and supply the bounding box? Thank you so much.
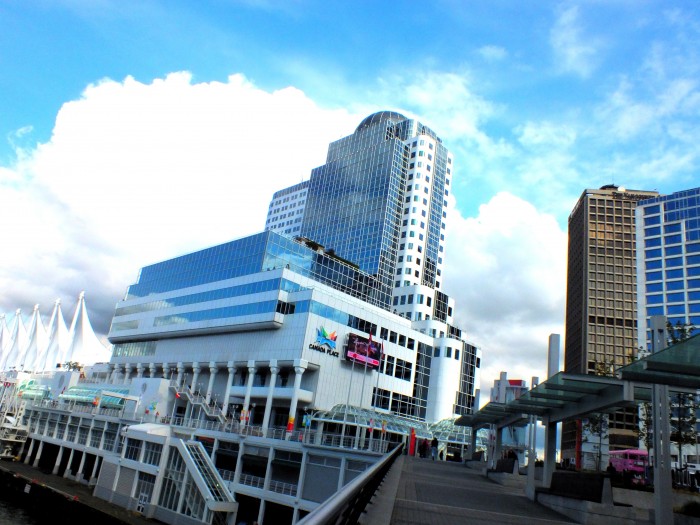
[0,497,42,525]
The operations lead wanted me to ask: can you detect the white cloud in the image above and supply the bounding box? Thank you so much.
[478,45,508,62]
[1,72,361,332]
[375,70,505,156]
[517,121,577,149]
[442,192,567,399]
[550,5,602,78]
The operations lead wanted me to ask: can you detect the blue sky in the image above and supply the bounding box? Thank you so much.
[1,0,699,397]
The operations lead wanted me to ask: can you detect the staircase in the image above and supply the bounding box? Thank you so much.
[170,381,228,425]
[175,439,238,513]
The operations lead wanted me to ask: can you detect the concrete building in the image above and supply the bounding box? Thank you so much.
[563,185,658,460]
[265,180,309,236]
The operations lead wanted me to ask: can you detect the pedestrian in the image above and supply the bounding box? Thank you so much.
[431,436,438,461]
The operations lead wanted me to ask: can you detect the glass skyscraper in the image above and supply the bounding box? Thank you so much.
[636,187,700,349]
[300,111,453,310]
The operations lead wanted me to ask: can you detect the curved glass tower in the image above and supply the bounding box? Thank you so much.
[300,111,453,310]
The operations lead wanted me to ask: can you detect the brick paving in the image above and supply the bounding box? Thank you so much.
[389,456,575,525]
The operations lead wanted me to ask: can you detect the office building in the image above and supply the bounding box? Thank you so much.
[265,180,309,236]
[7,111,481,525]
[279,111,453,316]
[563,185,658,458]
[635,187,700,348]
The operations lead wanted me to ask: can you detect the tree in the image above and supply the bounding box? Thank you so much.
[665,322,697,467]
[582,412,609,471]
[582,359,613,470]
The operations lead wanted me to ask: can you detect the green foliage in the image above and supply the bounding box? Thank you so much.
[666,320,695,345]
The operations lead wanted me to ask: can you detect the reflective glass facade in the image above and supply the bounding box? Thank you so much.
[124,230,387,309]
[637,187,700,348]
[300,111,452,305]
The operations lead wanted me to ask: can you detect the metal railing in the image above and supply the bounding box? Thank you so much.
[217,467,298,496]
[239,473,265,489]
[269,478,298,496]
[297,443,404,525]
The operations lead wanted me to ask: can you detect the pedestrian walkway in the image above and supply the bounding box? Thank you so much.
[389,457,575,525]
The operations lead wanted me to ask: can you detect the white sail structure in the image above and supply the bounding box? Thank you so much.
[20,305,49,371]
[0,315,10,354]
[0,310,27,371]
[63,292,111,366]
[37,300,70,372]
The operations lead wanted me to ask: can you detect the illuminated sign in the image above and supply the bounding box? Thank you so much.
[345,333,380,370]
[309,326,340,357]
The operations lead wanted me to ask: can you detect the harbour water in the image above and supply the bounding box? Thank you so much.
[0,496,42,524]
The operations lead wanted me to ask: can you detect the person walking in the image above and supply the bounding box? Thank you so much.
[431,436,438,461]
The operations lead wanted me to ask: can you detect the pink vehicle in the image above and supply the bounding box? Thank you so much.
[609,449,649,484]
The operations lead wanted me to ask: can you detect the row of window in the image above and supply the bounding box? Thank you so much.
[646,291,700,304]
[647,254,700,269]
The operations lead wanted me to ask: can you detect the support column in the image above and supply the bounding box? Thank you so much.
[221,362,234,417]
[53,446,64,475]
[526,376,539,501]
[90,455,101,484]
[109,365,118,384]
[232,442,245,486]
[544,418,557,488]
[205,361,218,405]
[191,363,201,394]
[24,439,35,465]
[136,364,144,378]
[241,361,256,428]
[470,427,477,461]
[63,448,74,477]
[262,361,279,436]
[76,452,87,482]
[163,363,171,380]
[123,363,132,384]
[492,425,502,468]
[149,363,157,378]
[32,440,44,468]
[176,362,184,387]
[286,360,307,439]
[650,315,672,525]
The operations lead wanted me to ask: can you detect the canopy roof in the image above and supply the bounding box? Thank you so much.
[617,332,700,389]
[456,338,699,431]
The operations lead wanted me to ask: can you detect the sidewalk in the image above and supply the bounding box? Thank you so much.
[388,457,575,525]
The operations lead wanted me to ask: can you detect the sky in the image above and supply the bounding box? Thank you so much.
[1,0,699,404]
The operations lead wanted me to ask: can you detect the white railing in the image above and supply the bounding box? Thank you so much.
[269,479,298,496]
[218,468,235,482]
[239,473,265,489]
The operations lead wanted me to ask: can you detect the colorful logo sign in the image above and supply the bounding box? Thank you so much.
[309,327,340,357]
[316,327,337,349]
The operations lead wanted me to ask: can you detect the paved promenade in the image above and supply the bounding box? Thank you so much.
[384,456,575,525]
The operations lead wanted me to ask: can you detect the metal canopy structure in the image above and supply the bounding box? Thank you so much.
[455,372,643,431]
[456,334,700,432]
[617,333,700,389]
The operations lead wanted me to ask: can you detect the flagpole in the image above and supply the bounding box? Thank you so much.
[340,354,355,447]
[358,333,372,450]
[372,339,383,409]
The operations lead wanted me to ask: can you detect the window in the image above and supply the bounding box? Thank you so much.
[125,438,142,461]
[144,442,163,466]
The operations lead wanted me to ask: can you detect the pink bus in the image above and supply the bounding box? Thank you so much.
[609,449,649,481]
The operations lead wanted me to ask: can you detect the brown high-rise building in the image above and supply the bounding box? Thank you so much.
[562,185,658,460]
